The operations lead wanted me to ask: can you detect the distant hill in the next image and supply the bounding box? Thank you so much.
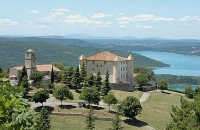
[0,40,169,69]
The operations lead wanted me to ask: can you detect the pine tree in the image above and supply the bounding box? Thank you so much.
[85,106,95,130]
[50,66,54,84]
[19,65,27,85]
[61,67,74,85]
[20,75,29,93]
[80,62,87,83]
[72,66,81,89]
[110,112,123,130]
[101,70,111,96]
[94,71,102,91]
[37,107,51,130]
[88,73,94,86]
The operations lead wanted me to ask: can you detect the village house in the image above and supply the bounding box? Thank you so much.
[9,49,61,86]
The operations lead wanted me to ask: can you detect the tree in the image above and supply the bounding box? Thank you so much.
[101,70,111,96]
[135,74,149,87]
[0,82,38,129]
[18,65,27,85]
[133,66,155,81]
[20,75,29,94]
[79,87,100,106]
[40,80,54,90]
[80,62,87,83]
[110,112,123,130]
[50,66,54,84]
[72,66,81,89]
[32,90,49,106]
[103,93,117,111]
[88,73,94,86]
[30,71,43,83]
[51,62,65,70]
[166,97,200,130]
[158,80,168,90]
[118,96,142,120]
[94,71,102,91]
[53,86,74,105]
[185,86,194,98]
[36,107,51,130]
[85,106,95,130]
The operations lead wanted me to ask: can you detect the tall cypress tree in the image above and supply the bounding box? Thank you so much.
[88,73,94,86]
[94,71,102,91]
[85,106,95,130]
[110,112,123,130]
[101,70,111,96]
[19,65,27,86]
[36,107,51,130]
[50,66,54,84]
[72,66,81,89]
[80,62,87,83]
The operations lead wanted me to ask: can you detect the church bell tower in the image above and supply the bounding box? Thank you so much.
[25,49,36,79]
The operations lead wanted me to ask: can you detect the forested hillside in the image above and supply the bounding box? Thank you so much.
[0,40,168,68]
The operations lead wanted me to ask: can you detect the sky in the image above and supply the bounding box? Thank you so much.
[0,0,200,39]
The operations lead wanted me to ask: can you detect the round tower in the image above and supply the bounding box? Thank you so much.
[127,54,134,85]
[113,56,120,83]
[25,49,36,79]
[79,54,86,71]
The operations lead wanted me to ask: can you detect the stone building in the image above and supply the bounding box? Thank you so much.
[79,51,134,86]
[9,49,61,86]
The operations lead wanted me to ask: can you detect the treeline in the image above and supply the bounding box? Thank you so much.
[156,74,200,85]
[0,40,168,68]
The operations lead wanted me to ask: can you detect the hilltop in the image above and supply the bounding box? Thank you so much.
[0,38,168,68]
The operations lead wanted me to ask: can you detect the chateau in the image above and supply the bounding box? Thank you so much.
[79,51,134,86]
[9,49,61,86]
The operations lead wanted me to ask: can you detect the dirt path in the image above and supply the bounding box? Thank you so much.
[139,92,151,103]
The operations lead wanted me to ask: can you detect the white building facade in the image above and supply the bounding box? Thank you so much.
[79,51,134,85]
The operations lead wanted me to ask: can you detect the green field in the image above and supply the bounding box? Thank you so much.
[49,91,188,130]
[50,115,147,130]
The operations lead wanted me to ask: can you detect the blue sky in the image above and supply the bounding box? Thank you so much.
[0,0,200,39]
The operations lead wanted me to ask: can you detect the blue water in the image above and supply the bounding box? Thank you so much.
[168,85,198,92]
[134,51,200,76]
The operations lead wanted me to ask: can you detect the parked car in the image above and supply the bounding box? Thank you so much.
[78,102,86,107]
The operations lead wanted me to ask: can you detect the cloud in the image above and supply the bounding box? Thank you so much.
[119,13,124,15]
[59,14,103,25]
[118,25,125,28]
[118,21,129,24]
[51,8,69,12]
[42,12,64,22]
[91,13,112,19]
[115,14,174,22]
[179,16,198,21]
[134,25,153,29]
[97,21,113,28]
[38,25,50,29]
[0,19,19,25]
[30,10,39,14]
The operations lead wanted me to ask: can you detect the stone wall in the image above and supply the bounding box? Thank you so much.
[111,83,134,92]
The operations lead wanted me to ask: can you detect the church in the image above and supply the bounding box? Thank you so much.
[79,51,134,87]
[9,49,61,86]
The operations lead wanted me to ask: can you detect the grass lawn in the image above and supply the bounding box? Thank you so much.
[111,90,143,102]
[50,115,147,130]
[137,91,185,130]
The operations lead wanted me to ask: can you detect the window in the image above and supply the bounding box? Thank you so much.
[121,67,122,71]
[126,66,127,70]
[97,64,98,67]
[93,68,94,71]
[121,74,122,79]
[121,62,122,64]
[104,61,106,64]
[123,67,125,71]
[123,61,125,64]
[101,65,102,67]
[93,61,95,64]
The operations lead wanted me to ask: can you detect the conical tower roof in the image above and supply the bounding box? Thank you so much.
[79,54,86,60]
[128,54,134,60]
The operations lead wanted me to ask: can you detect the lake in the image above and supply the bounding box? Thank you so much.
[168,85,198,92]
[133,51,200,76]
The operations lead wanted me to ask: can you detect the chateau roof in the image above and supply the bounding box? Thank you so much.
[86,51,127,61]
[14,64,61,72]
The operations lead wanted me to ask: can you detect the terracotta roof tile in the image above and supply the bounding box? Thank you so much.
[86,51,127,61]
[36,64,61,72]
